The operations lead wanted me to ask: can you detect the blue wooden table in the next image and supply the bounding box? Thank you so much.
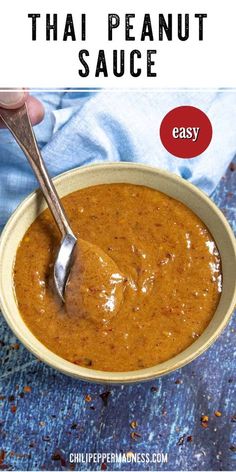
[0,161,235,472]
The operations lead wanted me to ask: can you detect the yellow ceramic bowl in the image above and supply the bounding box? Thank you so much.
[0,163,235,383]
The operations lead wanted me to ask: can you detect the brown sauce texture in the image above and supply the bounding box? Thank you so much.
[14,184,222,372]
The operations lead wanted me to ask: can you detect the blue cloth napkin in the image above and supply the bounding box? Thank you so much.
[0,89,236,229]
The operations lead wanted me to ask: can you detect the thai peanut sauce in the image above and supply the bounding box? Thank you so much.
[14,184,222,371]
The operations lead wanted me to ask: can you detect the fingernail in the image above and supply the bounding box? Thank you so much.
[0,90,25,107]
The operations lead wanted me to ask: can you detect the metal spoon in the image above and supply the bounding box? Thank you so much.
[0,103,77,301]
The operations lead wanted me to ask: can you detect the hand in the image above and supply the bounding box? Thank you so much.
[0,89,44,128]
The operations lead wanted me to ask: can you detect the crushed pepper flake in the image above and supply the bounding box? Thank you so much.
[214,410,222,417]
[100,391,110,407]
[84,394,92,402]
[187,435,193,442]
[201,415,209,422]
[150,386,158,392]
[23,386,32,393]
[8,395,15,402]
[229,445,236,452]
[201,415,209,428]
[10,405,17,414]
[177,435,185,446]
[71,423,78,430]
[130,431,141,441]
[231,415,236,423]
[175,379,183,384]
[11,343,19,350]
[0,450,5,465]
[51,450,66,467]
[130,421,138,430]
[101,463,107,471]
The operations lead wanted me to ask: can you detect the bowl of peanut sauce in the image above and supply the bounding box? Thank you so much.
[0,163,235,383]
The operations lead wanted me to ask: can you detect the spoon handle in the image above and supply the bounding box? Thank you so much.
[0,103,74,239]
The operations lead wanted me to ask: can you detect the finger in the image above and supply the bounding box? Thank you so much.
[0,95,44,128]
[0,89,28,109]
[26,96,45,126]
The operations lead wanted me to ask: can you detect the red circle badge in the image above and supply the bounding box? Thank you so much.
[160,106,213,159]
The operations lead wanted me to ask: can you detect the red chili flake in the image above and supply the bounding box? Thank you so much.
[51,450,66,467]
[101,463,107,471]
[130,421,138,430]
[0,396,6,401]
[229,162,236,171]
[175,379,183,384]
[100,391,110,407]
[19,392,25,398]
[150,386,158,392]
[231,415,236,423]
[201,415,209,428]
[130,431,141,441]
[11,343,19,350]
[214,411,222,417]
[177,435,185,446]
[10,405,17,414]
[84,394,92,402]
[229,445,236,452]
[187,435,193,442]
[8,395,15,402]
[0,450,5,465]
[23,386,32,393]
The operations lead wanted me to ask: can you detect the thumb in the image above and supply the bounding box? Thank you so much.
[0,89,28,109]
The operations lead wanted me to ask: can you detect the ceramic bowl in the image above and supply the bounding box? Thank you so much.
[0,163,235,383]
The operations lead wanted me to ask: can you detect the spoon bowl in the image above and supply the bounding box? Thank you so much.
[65,238,125,322]
[54,233,77,301]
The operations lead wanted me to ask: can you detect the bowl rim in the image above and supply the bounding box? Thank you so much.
[0,162,235,384]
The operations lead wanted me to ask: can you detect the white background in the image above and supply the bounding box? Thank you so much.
[0,0,236,88]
